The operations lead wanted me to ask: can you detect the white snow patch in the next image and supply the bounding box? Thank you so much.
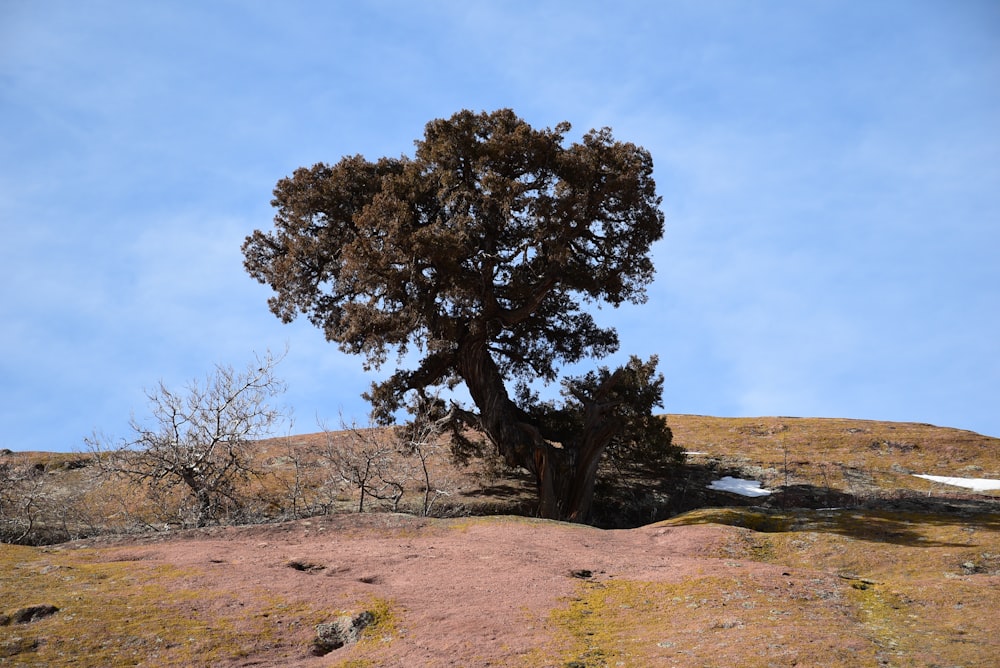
[912,474,1000,492]
[684,451,709,456]
[708,476,772,497]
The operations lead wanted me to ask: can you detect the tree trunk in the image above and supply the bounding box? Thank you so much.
[194,488,213,528]
[455,332,567,518]
[560,432,610,522]
[452,329,626,522]
[559,378,625,522]
[180,469,214,527]
[452,324,634,523]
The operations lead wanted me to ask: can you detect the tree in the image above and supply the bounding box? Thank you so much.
[243,109,679,522]
[88,351,287,528]
[396,395,455,517]
[0,455,47,543]
[320,421,406,513]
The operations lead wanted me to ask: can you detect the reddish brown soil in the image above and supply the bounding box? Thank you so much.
[9,508,1000,666]
[7,415,999,666]
[43,514,854,667]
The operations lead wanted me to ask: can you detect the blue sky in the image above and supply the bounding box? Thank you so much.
[2,0,998,452]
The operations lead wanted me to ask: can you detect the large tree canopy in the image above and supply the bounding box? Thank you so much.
[243,109,678,521]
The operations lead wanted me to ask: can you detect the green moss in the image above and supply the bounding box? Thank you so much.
[358,595,399,642]
[1,548,234,666]
[657,507,795,533]
[546,580,663,667]
[534,574,883,668]
[846,580,905,659]
[327,596,402,668]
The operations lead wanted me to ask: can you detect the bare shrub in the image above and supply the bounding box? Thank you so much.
[0,455,48,543]
[397,399,453,517]
[319,421,408,513]
[0,454,104,544]
[86,350,288,528]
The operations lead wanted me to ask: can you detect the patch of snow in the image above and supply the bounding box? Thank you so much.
[684,451,709,456]
[912,474,1000,492]
[708,476,772,497]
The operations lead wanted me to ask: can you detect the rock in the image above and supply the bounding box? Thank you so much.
[311,610,375,656]
[0,637,40,658]
[10,605,59,624]
[960,561,982,575]
[286,559,325,572]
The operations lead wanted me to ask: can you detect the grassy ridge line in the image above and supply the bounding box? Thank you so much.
[3,415,997,546]
[665,414,1000,494]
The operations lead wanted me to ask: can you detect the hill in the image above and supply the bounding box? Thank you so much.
[2,416,998,665]
[4,415,998,543]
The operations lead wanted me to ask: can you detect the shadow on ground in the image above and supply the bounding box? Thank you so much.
[589,459,1000,548]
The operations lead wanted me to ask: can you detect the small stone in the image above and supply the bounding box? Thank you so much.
[311,610,375,656]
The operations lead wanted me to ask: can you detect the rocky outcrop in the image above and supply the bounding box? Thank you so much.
[0,604,59,625]
[311,610,375,656]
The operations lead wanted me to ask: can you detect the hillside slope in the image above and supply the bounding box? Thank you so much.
[2,416,998,665]
[2,508,998,666]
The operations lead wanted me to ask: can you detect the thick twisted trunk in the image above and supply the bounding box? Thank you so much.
[455,332,560,518]
[561,371,629,522]
[561,415,617,522]
[455,331,615,522]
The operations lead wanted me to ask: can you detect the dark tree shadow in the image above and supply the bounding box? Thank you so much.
[587,459,1000,548]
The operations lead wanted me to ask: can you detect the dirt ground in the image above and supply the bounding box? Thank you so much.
[4,416,999,666]
[29,515,749,666]
[6,508,998,667]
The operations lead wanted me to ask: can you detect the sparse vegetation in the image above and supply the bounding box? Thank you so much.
[0,542,332,666]
[86,351,289,529]
[1,415,998,665]
[537,575,878,667]
[2,415,998,546]
[319,423,408,514]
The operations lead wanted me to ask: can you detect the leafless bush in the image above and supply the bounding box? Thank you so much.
[319,422,408,513]
[0,455,105,544]
[264,435,332,520]
[0,455,48,543]
[278,437,313,518]
[397,398,455,516]
[315,397,461,517]
[86,350,288,528]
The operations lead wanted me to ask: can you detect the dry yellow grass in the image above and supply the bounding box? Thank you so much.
[5,415,997,543]
[669,415,1000,498]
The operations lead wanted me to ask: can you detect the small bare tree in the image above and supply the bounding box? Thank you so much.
[320,421,407,513]
[87,350,287,528]
[269,434,329,520]
[398,397,453,516]
[0,455,48,543]
[0,453,112,544]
